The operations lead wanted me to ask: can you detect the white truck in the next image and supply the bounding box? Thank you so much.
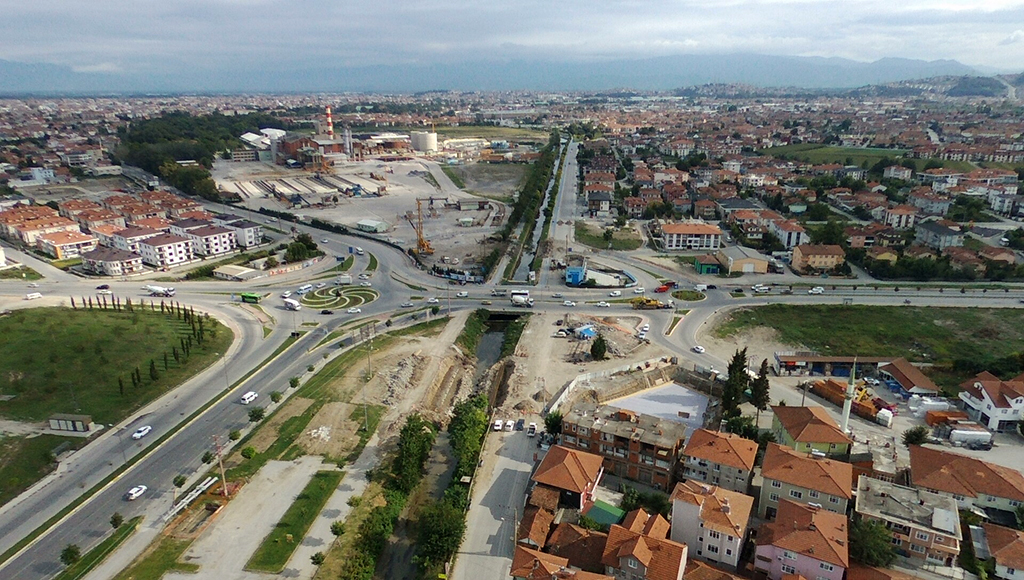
[334,275,353,285]
[510,290,534,308]
[143,285,176,297]
[283,298,302,311]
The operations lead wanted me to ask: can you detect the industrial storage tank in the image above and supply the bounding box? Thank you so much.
[411,131,438,153]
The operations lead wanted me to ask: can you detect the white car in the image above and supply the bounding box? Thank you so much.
[131,425,152,440]
[633,288,645,294]
[552,293,564,298]
[315,282,327,289]
[400,302,414,308]
[641,324,650,332]
[609,290,622,297]
[456,291,468,298]
[321,239,329,244]
[637,332,647,341]
[692,345,706,354]
[281,291,292,298]
[493,419,503,432]
[359,281,372,287]
[97,289,113,295]
[563,300,576,307]
[347,307,362,314]
[808,286,825,295]
[427,297,440,304]
[504,420,514,432]
[358,273,371,280]
[596,301,610,308]
[125,485,147,501]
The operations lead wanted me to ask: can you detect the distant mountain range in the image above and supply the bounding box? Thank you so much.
[0,54,991,95]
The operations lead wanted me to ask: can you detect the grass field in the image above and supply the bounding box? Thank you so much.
[0,434,84,507]
[366,253,378,271]
[247,470,345,572]
[671,290,705,301]
[55,516,142,580]
[111,537,198,580]
[0,307,231,424]
[0,266,42,280]
[440,166,467,189]
[714,305,1024,386]
[574,223,643,251]
[327,256,354,272]
[758,144,976,173]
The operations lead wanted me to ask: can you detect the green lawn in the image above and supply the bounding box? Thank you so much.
[574,223,643,251]
[0,434,84,507]
[366,253,378,271]
[714,305,1024,386]
[671,290,705,301]
[111,537,198,580]
[327,256,354,273]
[0,266,42,280]
[246,470,345,572]
[55,516,142,580]
[0,307,231,424]
[758,144,907,167]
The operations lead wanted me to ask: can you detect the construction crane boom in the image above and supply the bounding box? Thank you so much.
[415,199,434,255]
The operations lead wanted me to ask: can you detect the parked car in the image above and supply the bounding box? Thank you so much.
[504,420,514,432]
[527,422,537,437]
[515,419,525,431]
[131,425,152,440]
[641,323,650,332]
[125,485,147,501]
[493,419,503,431]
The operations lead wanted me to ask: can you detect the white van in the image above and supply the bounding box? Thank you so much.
[355,247,365,256]
[297,284,313,294]
[24,292,42,300]
[240,391,259,405]
[694,284,708,292]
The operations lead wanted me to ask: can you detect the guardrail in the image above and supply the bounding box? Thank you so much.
[162,476,219,523]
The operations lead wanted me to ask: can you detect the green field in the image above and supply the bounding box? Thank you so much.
[246,470,345,572]
[0,266,42,280]
[574,223,643,251]
[0,307,231,424]
[111,537,198,580]
[440,166,467,189]
[714,305,1024,387]
[352,125,548,141]
[0,434,84,507]
[758,144,975,173]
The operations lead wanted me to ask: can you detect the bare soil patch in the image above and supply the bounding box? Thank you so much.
[295,401,360,458]
[241,397,314,454]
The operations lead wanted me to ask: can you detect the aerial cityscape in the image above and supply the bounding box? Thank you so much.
[3,3,1024,580]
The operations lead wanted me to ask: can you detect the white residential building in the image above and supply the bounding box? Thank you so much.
[768,219,809,249]
[958,371,1024,432]
[670,481,752,570]
[138,234,194,268]
[661,221,722,251]
[113,226,160,253]
[183,225,236,257]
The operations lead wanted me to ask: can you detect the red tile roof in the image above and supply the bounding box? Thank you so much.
[532,445,604,494]
[909,445,1024,502]
[757,500,849,568]
[683,429,757,472]
[772,406,852,445]
[878,358,939,393]
[601,524,686,580]
[983,523,1024,571]
[761,444,852,499]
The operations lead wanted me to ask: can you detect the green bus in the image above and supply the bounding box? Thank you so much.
[240,292,262,304]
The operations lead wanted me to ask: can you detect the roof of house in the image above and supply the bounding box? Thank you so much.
[960,371,1024,409]
[600,524,687,580]
[511,546,568,580]
[757,499,849,568]
[115,226,159,239]
[878,357,939,392]
[189,225,234,238]
[855,476,961,539]
[795,244,845,257]
[909,445,1024,501]
[683,429,757,471]
[528,485,561,512]
[717,244,769,262]
[771,405,852,445]
[983,523,1024,571]
[620,509,670,540]
[518,506,555,547]
[532,445,604,494]
[670,481,753,535]
[761,443,853,498]
[140,233,191,247]
[662,222,722,235]
[683,560,745,580]
[546,523,609,573]
[846,565,919,580]
[37,231,96,245]
[81,247,142,262]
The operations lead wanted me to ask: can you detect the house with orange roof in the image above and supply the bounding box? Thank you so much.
[531,445,605,510]
[36,231,98,259]
[511,545,614,580]
[980,523,1024,580]
[661,221,721,251]
[753,500,848,580]
[958,371,1024,432]
[57,198,102,218]
[791,244,845,273]
[758,443,852,519]
[76,208,127,232]
[877,357,939,395]
[846,564,919,580]
[670,481,752,570]
[909,445,1024,516]
[771,405,852,456]
[681,429,757,493]
[683,560,744,580]
[518,506,555,549]
[547,523,609,574]
[600,511,687,580]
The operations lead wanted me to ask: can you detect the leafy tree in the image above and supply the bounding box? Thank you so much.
[311,552,325,566]
[241,446,257,459]
[110,512,124,529]
[578,515,603,530]
[603,229,614,243]
[289,376,300,389]
[265,255,278,269]
[202,451,215,464]
[901,425,929,447]
[750,359,771,424]
[849,517,897,567]
[544,411,563,435]
[812,219,846,246]
[248,407,266,422]
[173,475,187,488]
[285,241,311,263]
[416,500,467,569]
[591,335,608,360]
[60,544,81,567]
[331,521,346,537]
[722,348,749,417]
[229,429,241,441]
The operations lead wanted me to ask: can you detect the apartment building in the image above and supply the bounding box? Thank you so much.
[791,244,846,273]
[661,221,722,251]
[561,403,686,491]
[81,247,145,276]
[768,219,809,249]
[112,226,160,253]
[909,446,1024,517]
[138,233,194,269]
[855,476,961,567]
[883,205,918,230]
[57,198,102,219]
[759,443,852,519]
[771,405,852,456]
[213,215,263,248]
[183,225,236,257]
[36,231,98,259]
[915,220,964,251]
[76,208,127,232]
[753,500,848,580]
[680,429,757,494]
[958,371,1024,432]
[11,216,81,245]
[670,481,752,570]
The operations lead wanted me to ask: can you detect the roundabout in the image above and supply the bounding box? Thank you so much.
[299,286,380,309]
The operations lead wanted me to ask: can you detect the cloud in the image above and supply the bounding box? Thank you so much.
[1000,29,1024,45]
[71,62,122,74]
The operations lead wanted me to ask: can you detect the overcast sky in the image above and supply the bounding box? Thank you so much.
[2,0,1023,75]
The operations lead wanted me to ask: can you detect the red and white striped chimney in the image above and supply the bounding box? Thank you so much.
[325,106,335,141]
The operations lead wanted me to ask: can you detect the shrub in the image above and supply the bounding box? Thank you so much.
[330,520,345,536]
[311,551,325,566]
[307,364,315,373]
[270,391,283,403]
[202,451,215,464]
[173,475,187,488]
[110,512,124,529]
[229,430,241,441]
[241,446,257,459]
[289,376,300,389]
[347,496,362,508]
[248,407,266,422]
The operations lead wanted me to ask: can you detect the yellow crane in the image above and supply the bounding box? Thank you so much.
[415,199,434,255]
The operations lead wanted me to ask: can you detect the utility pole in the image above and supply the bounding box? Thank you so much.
[213,435,229,497]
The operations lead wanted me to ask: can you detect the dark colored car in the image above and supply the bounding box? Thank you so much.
[515,419,525,431]
[707,285,717,290]
[96,284,110,290]
[320,309,334,315]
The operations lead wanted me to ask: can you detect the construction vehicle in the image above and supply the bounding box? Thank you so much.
[413,199,434,255]
[510,290,534,308]
[631,297,673,310]
[143,285,175,297]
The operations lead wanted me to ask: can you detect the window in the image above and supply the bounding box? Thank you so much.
[830,443,837,449]
[820,563,834,572]
[727,536,733,542]
[935,536,944,543]
[910,544,925,553]
[769,493,779,502]
[713,463,720,471]
[771,480,782,488]
[709,531,721,539]
[829,496,839,504]
[915,532,930,541]
[789,489,803,499]
[1007,569,1016,575]
[708,545,719,554]
[782,565,796,575]
[809,490,819,499]
[783,550,797,560]
[953,494,966,501]
[891,537,902,546]
[726,548,733,556]
[628,558,637,569]
[1011,500,1022,508]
